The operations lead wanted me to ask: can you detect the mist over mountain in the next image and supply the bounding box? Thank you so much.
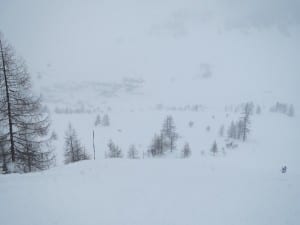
[1,0,299,107]
[1,2,299,225]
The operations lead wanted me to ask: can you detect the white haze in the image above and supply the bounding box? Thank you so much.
[1,2,300,225]
[0,0,300,106]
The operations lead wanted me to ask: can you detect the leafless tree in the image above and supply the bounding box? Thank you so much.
[182,142,191,158]
[127,145,139,159]
[148,134,164,157]
[227,121,237,139]
[210,141,218,156]
[0,34,55,173]
[240,103,252,142]
[106,139,123,158]
[64,124,90,164]
[161,115,178,152]
[0,128,9,173]
[94,114,101,126]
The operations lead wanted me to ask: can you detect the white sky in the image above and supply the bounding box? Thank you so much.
[1,0,300,105]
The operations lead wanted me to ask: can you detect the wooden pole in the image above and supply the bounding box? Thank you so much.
[93,130,96,160]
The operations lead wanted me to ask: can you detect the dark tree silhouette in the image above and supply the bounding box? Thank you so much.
[148,134,164,157]
[0,34,55,173]
[127,145,139,159]
[182,143,191,158]
[161,115,178,152]
[106,139,123,158]
[227,121,237,139]
[64,124,90,164]
[94,114,101,126]
[210,141,218,156]
[240,103,252,142]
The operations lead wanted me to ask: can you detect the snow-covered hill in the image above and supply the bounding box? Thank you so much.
[0,0,300,225]
[1,103,299,225]
[0,158,299,225]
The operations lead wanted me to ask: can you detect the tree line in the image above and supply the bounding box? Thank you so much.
[104,115,191,159]
[0,33,271,173]
[0,34,191,173]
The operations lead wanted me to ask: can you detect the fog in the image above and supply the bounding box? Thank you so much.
[1,0,299,105]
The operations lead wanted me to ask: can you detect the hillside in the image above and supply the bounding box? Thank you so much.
[0,1,299,225]
[1,105,299,225]
[0,157,299,225]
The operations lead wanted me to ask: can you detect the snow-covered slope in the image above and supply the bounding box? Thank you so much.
[1,105,299,225]
[0,158,299,225]
[49,105,300,168]
[0,1,300,225]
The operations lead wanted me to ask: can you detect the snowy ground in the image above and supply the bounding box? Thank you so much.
[0,158,299,225]
[1,106,299,225]
[1,1,300,224]
[49,105,300,169]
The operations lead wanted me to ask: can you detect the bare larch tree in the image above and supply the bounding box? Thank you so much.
[161,115,178,152]
[106,139,123,158]
[64,123,90,164]
[240,103,252,142]
[0,34,55,173]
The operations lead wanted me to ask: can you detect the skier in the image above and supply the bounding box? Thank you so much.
[281,166,287,174]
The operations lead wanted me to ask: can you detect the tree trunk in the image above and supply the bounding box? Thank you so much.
[0,39,15,162]
[70,138,75,162]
